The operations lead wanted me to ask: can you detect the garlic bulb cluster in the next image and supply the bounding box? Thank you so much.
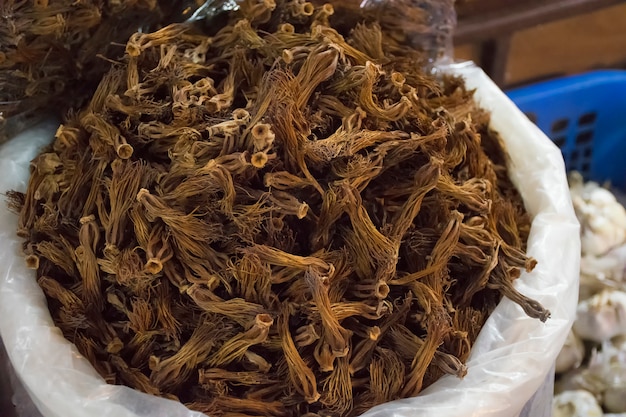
[574,291,626,343]
[570,172,626,257]
[579,246,626,300]
[555,175,626,417]
[554,390,603,417]
[556,330,585,374]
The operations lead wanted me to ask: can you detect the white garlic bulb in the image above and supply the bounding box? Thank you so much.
[554,366,605,399]
[570,174,626,257]
[553,390,603,417]
[581,245,626,284]
[605,385,626,414]
[574,290,626,342]
[611,334,626,351]
[556,330,586,374]
[579,245,626,300]
[596,341,626,413]
[563,176,626,415]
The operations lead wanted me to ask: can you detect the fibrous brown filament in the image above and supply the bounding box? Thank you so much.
[75,215,103,312]
[187,284,268,328]
[136,188,223,260]
[368,347,405,405]
[35,237,76,276]
[230,254,273,306]
[111,355,161,396]
[81,112,133,159]
[125,24,188,57]
[206,313,274,367]
[278,305,320,403]
[359,62,412,121]
[193,396,287,417]
[437,175,492,214]
[38,275,88,330]
[401,308,450,397]
[341,182,396,280]
[144,223,173,275]
[150,321,218,390]
[19,161,51,213]
[321,356,353,415]
[389,159,441,240]
[488,263,550,322]
[105,160,151,250]
[154,279,181,341]
[13,3,546,415]
[198,368,277,386]
[294,44,338,110]
[389,324,466,378]
[243,245,331,276]
[305,266,351,359]
[264,171,313,191]
[348,326,381,375]
[312,185,345,250]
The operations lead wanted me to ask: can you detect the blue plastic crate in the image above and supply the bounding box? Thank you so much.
[507,70,626,191]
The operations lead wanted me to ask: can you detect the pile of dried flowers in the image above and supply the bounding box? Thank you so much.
[9,1,547,416]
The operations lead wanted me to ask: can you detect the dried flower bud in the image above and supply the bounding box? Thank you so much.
[315,3,334,21]
[282,49,294,64]
[278,23,295,33]
[25,254,40,270]
[391,72,406,88]
[232,108,250,123]
[251,123,276,151]
[350,281,390,300]
[301,2,315,16]
[106,337,124,354]
[54,124,82,149]
[251,152,269,168]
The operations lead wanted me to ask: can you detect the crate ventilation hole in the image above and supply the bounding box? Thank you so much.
[524,111,596,177]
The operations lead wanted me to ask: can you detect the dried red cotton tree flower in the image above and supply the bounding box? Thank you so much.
[9,1,547,416]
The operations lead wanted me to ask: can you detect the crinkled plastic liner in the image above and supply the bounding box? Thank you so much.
[0,64,579,417]
[183,0,239,22]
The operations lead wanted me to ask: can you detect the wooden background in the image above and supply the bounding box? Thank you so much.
[454,0,626,87]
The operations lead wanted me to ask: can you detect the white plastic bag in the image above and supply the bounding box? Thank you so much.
[0,64,580,417]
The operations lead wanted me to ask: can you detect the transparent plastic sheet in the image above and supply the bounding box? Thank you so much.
[179,0,456,63]
[519,364,556,417]
[359,0,456,64]
[181,0,240,22]
[0,62,579,417]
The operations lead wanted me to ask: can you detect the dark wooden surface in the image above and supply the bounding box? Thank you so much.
[1,338,43,417]
[456,0,524,17]
[456,0,625,43]
[455,0,626,85]
[1,339,17,417]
